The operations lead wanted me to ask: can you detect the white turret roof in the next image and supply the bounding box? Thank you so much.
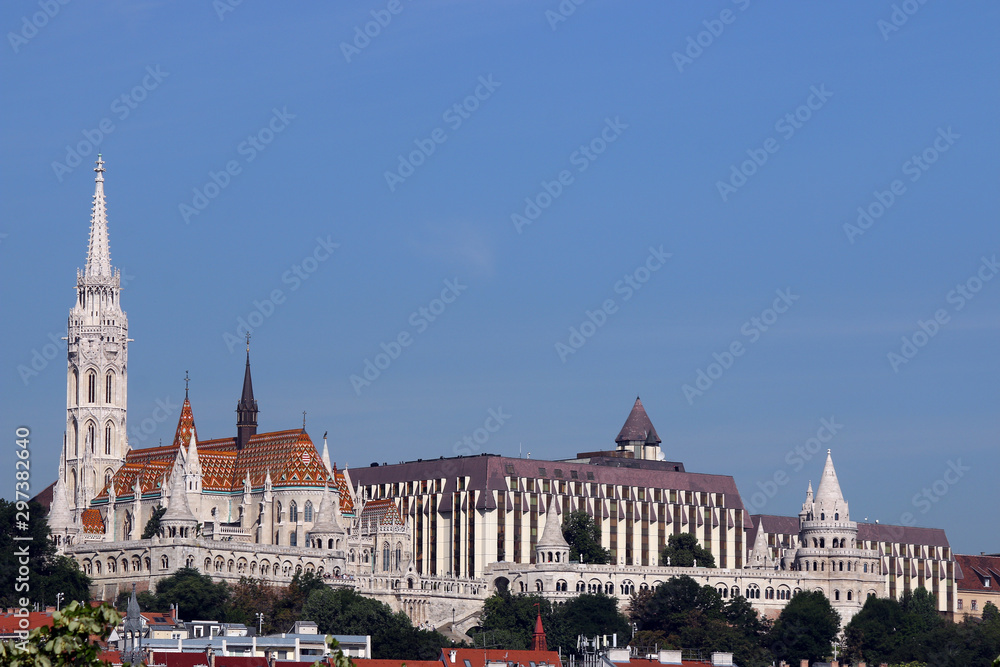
[537,496,569,549]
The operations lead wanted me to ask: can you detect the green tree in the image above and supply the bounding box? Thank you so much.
[768,590,839,664]
[302,587,448,660]
[550,593,631,656]
[153,566,230,620]
[659,532,715,568]
[0,601,119,667]
[474,591,555,650]
[0,500,91,608]
[141,506,167,539]
[984,602,1000,624]
[561,511,611,564]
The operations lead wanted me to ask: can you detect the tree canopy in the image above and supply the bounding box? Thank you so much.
[474,590,629,656]
[767,590,839,664]
[561,511,611,564]
[659,532,715,568]
[0,499,91,609]
[303,586,450,660]
[0,601,119,667]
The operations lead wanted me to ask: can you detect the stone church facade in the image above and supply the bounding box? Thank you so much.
[44,157,955,632]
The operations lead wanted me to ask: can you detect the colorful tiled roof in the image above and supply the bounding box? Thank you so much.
[333,466,355,516]
[172,396,198,449]
[82,508,105,534]
[359,498,404,532]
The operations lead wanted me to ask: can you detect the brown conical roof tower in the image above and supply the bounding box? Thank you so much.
[615,397,661,460]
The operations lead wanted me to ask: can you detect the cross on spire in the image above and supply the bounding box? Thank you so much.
[246,331,251,352]
[184,370,190,398]
[302,411,307,431]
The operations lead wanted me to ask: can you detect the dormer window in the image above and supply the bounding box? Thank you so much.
[986,577,991,588]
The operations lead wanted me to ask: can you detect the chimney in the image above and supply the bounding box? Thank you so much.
[206,647,215,667]
[800,661,809,667]
[450,650,457,663]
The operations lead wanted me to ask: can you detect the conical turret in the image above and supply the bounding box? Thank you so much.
[236,343,258,451]
[535,496,570,564]
[814,450,848,520]
[160,456,198,538]
[615,397,662,460]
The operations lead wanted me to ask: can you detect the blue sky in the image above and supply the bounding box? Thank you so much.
[1,2,998,555]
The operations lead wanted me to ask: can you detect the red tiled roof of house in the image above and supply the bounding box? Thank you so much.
[355,660,442,667]
[0,611,54,635]
[444,648,562,667]
[955,554,1000,592]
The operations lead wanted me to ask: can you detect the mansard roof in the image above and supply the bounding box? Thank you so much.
[615,396,661,444]
[349,454,745,512]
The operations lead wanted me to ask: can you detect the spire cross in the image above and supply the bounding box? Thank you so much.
[245,332,251,352]
[302,411,307,430]
[184,370,190,397]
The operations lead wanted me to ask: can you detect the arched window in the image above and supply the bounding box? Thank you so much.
[304,501,313,522]
[835,512,839,520]
[863,563,868,573]
[383,543,390,571]
[276,502,282,521]
[106,373,113,404]
[104,469,113,490]
[290,531,297,547]
[535,581,543,592]
[731,586,739,598]
[604,582,613,594]
[87,422,96,452]
[834,590,840,601]
[289,501,298,522]
[87,371,96,403]
[396,543,402,569]
[847,591,853,601]
[72,370,79,404]
[105,423,113,455]
[839,561,844,571]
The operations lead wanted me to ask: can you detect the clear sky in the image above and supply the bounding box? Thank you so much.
[1,2,998,555]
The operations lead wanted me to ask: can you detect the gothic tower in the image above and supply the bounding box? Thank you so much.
[63,155,129,522]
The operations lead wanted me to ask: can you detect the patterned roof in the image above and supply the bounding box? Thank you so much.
[94,398,331,503]
[172,396,198,449]
[333,465,355,516]
[358,498,404,532]
[82,508,105,534]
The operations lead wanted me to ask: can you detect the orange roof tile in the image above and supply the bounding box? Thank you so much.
[82,508,105,534]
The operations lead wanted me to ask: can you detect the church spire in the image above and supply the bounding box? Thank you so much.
[85,155,112,278]
[236,335,258,451]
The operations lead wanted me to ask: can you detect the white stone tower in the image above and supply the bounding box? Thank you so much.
[63,155,129,523]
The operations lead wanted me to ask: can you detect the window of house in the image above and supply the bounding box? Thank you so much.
[972,600,978,611]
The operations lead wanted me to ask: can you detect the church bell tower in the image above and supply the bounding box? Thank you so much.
[63,155,129,522]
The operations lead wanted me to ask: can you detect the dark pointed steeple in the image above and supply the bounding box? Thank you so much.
[615,396,660,446]
[236,335,258,451]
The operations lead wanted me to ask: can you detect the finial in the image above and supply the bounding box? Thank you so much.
[302,411,307,430]
[95,155,105,180]
[184,370,190,398]
[246,331,251,353]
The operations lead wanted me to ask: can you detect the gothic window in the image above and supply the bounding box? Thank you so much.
[289,501,298,522]
[847,591,853,601]
[731,586,739,598]
[304,501,313,522]
[835,512,839,520]
[106,373,113,404]
[576,581,586,592]
[834,590,840,601]
[276,502,282,521]
[383,543,390,571]
[87,423,96,452]
[105,424,113,455]
[87,371,96,403]
[290,531,297,547]
[105,469,113,490]
[765,587,774,600]
[839,561,844,571]
[396,543,402,569]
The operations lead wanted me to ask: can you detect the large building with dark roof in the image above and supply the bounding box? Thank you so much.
[44,157,959,631]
